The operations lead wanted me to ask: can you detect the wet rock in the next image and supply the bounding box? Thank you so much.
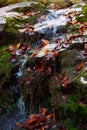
[47,4,61,10]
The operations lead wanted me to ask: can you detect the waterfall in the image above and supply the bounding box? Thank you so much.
[52,27,57,35]
[16,68,23,77]
[17,96,25,116]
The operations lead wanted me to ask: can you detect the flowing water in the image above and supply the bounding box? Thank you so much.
[17,96,25,116]
[0,1,86,130]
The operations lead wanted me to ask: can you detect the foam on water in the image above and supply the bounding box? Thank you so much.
[34,4,84,33]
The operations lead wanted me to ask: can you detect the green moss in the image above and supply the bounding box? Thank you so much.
[79,105,87,118]
[6,18,19,33]
[6,3,47,33]
[60,101,79,113]
[0,0,26,7]
[37,0,71,8]
[69,25,79,34]
[63,118,78,130]
[70,95,80,102]
[13,2,46,14]
[76,4,87,22]
[0,99,4,106]
[0,47,12,79]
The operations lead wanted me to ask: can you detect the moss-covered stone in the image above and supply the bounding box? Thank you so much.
[6,3,47,34]
[76,4,87,22]
[0,47,12,82]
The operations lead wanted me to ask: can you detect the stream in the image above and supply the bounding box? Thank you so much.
[0,1,86,130]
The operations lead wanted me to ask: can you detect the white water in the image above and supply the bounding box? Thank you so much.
[16,68,23,77]
[80,77,87,84]
[0,1,38,17]
[34,3,85,33]
[0,1,38,27]
[17,96,25,115]
[0,2,85,33]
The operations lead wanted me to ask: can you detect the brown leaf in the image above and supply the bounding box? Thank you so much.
[45,67,51,75]
[42,39,49,47]
[71,20,77,25]
[53,50,59,57]
[62,79,71,88]
[10,50,16,55]
[35,65,44,72]
[45,49,50,54]
[55,74,62,81]
[76,62,83,71]
[41,108,48,115]
[26,77,34,84]
[52,112,56,122]
[16,43,21,49]
[18,28,27,33]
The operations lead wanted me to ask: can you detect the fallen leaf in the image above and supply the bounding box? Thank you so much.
[52,112,56,122]
[45,67,51,75]
[71,19,77,25]
[16,43,21,49]
[10,50,16,55]
[42,39,49,47]
[45,49,50,54]
[18,28,27,33]
[62,79,71,88]
[9,45,15,51]
[76,62,83,71]
[53,50,59,57]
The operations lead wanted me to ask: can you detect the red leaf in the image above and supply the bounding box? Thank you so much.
[55,74,62,81]
[76,62,83,71]
[41,39,49,48]
[62,79,71,88]
[45,67,51,75]
[53,50,59,57]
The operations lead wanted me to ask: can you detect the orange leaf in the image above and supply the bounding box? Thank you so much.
[76,62,83,71]
[9,45,15,51]
[35,66,44,72]
[45,49,49,54]
[16,43,21,49]
[55,74,62,81]
[62,79,71,88]
[71,20,77,25]
[28,118,37,125]
[45,67,51,75]
[53,50,59,57]
[41,108,48,115]
[52,112,56,122]
[84,43,87,50]
[10,50,16,55]
[42,39,49,47]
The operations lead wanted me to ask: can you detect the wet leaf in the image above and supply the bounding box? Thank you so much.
[45,49,50,54]
[76,62,83,71]
[18,28,27,33]
[71,19,77,25]
[45,67,51,75]
[16,43,21,49]
[62,79,71,88]
[42,39,49,47]
[53,50,59,57]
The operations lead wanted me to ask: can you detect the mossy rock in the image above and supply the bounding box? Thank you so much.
[37,0,72,8]
[0,49,12,78]
[13,2,47,14]
[76,4,87,22]
[6,3,47,33]
[72,71,87,103]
